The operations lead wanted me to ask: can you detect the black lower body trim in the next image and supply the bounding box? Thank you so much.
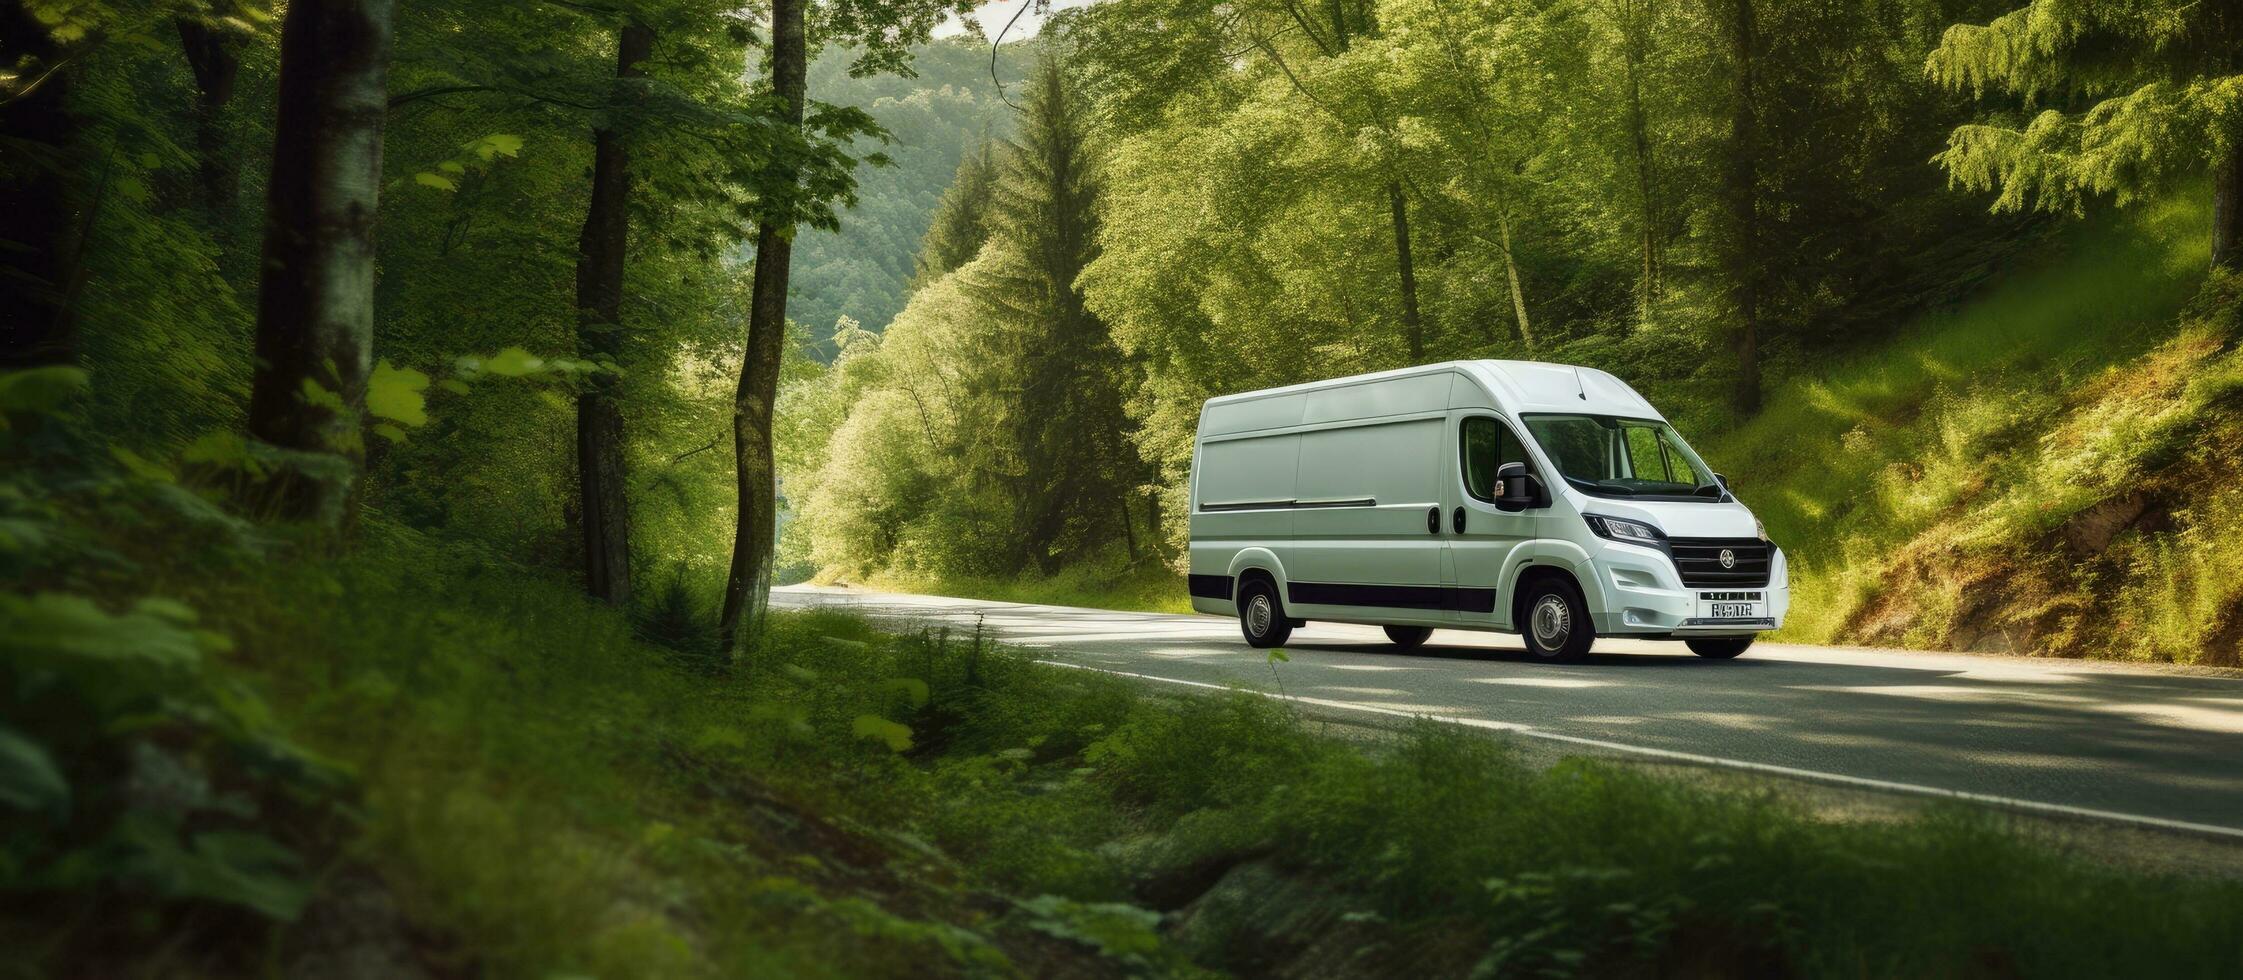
[1287,581,1497,613]
[1187,574,1234,600]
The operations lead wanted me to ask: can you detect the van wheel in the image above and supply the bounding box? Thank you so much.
[1686,637,1753,660]
[1238,578,1293,648]
[1383,625,1432,649]
[1520,578,1594,663]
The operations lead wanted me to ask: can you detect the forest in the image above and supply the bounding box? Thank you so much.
[8,0,2243,975]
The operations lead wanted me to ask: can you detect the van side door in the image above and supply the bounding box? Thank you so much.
[1445,414,1539,629]
[1282,416,1450,623]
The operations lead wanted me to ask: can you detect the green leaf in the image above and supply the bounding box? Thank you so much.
[471,133,525,160]
[851,714,913,752]
[298,377,346,412]
[436,159,467,174]
[481,346,545,377]
[413,172,457,191]
[366,360,430,426]
[538,390,573,413]
[436,378,472,396]
[0,365,89,419]
[1267,647,1290,664]
[882,677,930,708]
[371,423,409,444]
[110,446,176,483]
[182,430,264,478]
[0,728,69,815]
[133,597,198,624]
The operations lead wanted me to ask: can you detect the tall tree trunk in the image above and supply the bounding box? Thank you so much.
[1721,0,1762,415]
[177,19,241,217]
[1619,0,1661,321]
[1145,489,1165,562]
[574,23,652,607]
[245,0,396,523]
[0,1,80,367]
[1387,180,1425,361]
[1119,493,1139,563]
[719,0,807,655]
[1497,207,1534,349]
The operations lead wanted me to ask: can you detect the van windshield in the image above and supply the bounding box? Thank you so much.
[1520,414,1722,501]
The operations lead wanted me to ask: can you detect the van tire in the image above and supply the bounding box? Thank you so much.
[1383,625,1433,649]
[1520,577,1594,663]
[1686,637,1753,660]
[1238,578,1293,648]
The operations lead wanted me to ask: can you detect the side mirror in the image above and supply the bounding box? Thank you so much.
[1495,461,1543,512]
[1716,472,1733,491]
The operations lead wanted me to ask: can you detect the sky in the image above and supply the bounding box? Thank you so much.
[935,0,1099,41]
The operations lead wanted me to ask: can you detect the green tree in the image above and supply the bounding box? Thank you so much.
[721,0,977,653]
[964,53,1143,572]
[912,136,1000,285]
[1929,1,2243,268]
[246,0,398,523]
[574,22,654,607]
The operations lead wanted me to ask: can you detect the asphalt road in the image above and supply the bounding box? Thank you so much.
[771,585,2243,836]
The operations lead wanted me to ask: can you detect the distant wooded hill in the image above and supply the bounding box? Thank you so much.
[785,37,1036,359]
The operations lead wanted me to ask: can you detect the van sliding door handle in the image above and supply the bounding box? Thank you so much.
[1452,506,1466,534]
[1426,506,1441,535]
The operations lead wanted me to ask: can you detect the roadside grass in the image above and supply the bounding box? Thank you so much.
[1698,194,2243,656]
[850,559,1194,615]
[15,496,2243,977]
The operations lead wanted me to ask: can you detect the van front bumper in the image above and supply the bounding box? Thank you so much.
[1584,541,1789,638]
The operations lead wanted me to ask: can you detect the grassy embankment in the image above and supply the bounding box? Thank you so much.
[1709,195,2243,662]
[10,459,2243,977]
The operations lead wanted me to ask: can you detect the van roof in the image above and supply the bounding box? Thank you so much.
[1202,359,1661,420]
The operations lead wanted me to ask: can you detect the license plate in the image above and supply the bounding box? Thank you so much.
[1697,592,1764,620]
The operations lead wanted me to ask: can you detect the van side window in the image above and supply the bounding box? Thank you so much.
[1460,416,1529,501]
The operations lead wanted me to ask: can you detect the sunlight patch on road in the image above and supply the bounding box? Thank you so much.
[1659,711,1779,732]
[2100,701,2243,734]
[1786,683,2095,705]
[1467,676,1613,689]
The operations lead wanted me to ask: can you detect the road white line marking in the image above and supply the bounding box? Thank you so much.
[1035,659,2243,842]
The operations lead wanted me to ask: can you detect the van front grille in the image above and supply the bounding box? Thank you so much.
[1667,537,1771,589]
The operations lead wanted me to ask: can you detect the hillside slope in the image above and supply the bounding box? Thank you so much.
[785,39,1035,357]
[1707,196,2243,663]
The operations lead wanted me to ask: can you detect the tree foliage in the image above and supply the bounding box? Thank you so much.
[1929,0,2243,267]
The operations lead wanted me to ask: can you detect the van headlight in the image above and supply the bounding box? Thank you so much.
[1755,516,1767,541]
[1584,514,1664,546]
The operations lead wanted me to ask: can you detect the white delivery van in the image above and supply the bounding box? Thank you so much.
[1186,360,1787,662]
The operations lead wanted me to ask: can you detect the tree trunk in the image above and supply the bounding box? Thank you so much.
[1722,0,1762,415]
[0,0,80,368]
[1119,493,1139,563]
[2215,138,2243,272]
[574,23,652,607]
[1619,0,1661,321]
[719,0,807,655]
[1146,489,1165,562]
[245,0,396,523]
[1498,207,1534,349]
[1387,180,1425,362]
[177,19,241,217]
